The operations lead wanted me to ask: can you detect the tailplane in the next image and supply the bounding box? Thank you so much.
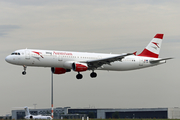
[138,34,163,58]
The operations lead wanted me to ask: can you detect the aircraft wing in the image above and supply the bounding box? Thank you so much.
[83,53,134,70]
[149,57,173,63]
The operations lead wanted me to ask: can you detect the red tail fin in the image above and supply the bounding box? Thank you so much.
[138,34,163,58]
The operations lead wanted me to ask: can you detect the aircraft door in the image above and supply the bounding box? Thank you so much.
[139,58,143,66]
[25,50,30,59]
[58,55,63,61]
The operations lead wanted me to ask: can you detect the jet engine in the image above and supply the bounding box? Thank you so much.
[72,62,88,72]
[51,67,71,74]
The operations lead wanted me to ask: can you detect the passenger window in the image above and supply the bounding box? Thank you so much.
[18,53,20,55]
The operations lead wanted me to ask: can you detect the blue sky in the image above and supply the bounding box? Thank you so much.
[0,0,180,115]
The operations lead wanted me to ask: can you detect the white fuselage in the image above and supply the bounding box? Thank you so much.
[25,115,52,120]
[5,34,170,79]
[5,49,165,71]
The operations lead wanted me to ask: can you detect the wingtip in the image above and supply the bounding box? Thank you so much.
[126,53,134,55]
[133,51,137,55]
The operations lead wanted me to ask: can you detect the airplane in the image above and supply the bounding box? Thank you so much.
[5,34,172,79]
[23,106,52,119]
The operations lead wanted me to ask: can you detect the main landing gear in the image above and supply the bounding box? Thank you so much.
[76,72,83,79]
[90,72,97,78]
[76,71,97,79]
[22,65,27,75]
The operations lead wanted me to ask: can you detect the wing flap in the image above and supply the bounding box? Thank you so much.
[82,53,134,70]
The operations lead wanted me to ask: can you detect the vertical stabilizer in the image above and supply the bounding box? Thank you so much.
[24,106,31,116]
[138,34,163,58]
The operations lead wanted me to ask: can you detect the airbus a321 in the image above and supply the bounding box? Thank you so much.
[5,34,172,79]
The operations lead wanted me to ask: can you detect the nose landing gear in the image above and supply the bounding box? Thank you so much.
[22,65,27,75]
[22,71,26,75]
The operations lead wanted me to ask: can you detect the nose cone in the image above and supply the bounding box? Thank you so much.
[5,55,12,63]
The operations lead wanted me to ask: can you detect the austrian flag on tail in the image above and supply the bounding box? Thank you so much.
[138,34,163,58]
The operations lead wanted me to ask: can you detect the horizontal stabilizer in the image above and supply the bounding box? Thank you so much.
[150,58,173,63]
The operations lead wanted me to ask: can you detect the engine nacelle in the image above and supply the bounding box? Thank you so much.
[63,61,74,69]
[72,63,88,72]
[51,67,71,74]
[30,116,33,119]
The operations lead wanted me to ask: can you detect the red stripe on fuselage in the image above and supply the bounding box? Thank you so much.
[138,49,158,58]
[32,51,44,58]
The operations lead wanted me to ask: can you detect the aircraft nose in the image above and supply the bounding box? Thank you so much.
[5,55,11,63]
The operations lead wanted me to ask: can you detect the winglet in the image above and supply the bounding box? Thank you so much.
[133,51,137,56]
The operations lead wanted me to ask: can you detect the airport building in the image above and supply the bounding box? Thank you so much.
[12,107,86,120]
[12,107,180,119]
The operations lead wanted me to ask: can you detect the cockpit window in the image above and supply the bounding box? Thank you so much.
[11,52,20,55]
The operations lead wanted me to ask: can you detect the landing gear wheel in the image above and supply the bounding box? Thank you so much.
[90,72,97,78]
[76,73,83,79]
[22,65,27,75]
[22,71,26,75]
